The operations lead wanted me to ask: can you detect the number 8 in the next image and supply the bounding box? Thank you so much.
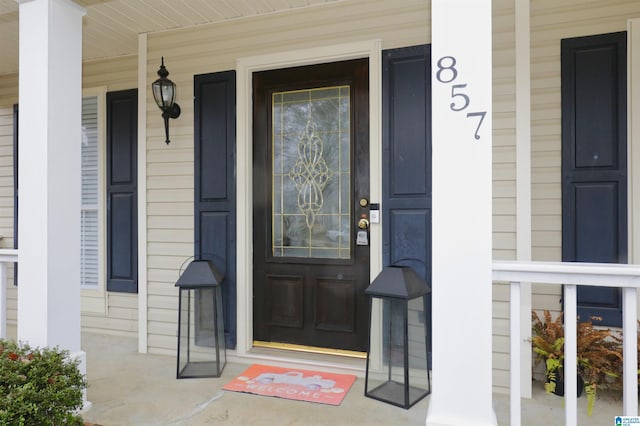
[436,56,458,84]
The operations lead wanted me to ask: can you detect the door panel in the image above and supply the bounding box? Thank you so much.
[265,274,304,328]
[253,59,369,351]
[561,32,627,327]
[315,277,356,332]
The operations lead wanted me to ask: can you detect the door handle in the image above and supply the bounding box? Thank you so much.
[358,218,370,230]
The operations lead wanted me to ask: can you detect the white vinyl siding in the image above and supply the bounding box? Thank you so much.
[144,0,431,357]
[491,0,517,394]
[530,1,640,320]
[0,105,16,330]
[526,0,640,384]
[80,58,139,336]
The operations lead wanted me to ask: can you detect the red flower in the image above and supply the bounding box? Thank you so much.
[7,352,18,361]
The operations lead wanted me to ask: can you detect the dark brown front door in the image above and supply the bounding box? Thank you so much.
[252,59,370,352]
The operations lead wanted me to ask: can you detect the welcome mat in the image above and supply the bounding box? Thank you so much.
[223,364,357,406]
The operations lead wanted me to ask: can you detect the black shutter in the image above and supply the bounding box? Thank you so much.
[382,45,432,281]
[561,32,627,326]
[106,89,138,293]
[382,45,432,348]
[194,71,236,348]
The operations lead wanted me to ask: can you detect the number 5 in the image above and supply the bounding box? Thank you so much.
[450,84,470,112]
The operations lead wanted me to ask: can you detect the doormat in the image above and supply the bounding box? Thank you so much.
[223,364,357,406]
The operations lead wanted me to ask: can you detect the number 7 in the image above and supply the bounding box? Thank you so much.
[466,111,486,140]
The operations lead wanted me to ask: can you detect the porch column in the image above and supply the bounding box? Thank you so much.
[16,0,86,354]
[427,1,496,425]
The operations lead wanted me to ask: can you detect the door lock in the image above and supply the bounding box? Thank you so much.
[358,217,370,229]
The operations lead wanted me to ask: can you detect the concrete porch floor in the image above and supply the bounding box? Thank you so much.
[66,332,628,425]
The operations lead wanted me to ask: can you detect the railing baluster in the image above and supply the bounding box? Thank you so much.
[494,261,640,426]
[0,250,19,340]
[0,261,5,339]
[623,287,638,416]
[564,284,578,426]
[510,281,522,426]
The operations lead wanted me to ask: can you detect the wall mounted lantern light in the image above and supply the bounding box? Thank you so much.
[152,57,181,144]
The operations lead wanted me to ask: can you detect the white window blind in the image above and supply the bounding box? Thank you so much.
[81,96,99,288]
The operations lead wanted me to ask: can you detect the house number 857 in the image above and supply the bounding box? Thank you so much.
[436,56,487,141]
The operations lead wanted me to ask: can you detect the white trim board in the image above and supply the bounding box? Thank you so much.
[627,19,640,317]
[137,33,149,354]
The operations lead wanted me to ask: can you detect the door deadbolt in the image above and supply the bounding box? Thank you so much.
[358,218,370,229]
[359,198,369,207]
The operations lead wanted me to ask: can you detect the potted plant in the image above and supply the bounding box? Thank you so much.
[575,317,622,416]
[531,310,623,416]
[531,310,581,396]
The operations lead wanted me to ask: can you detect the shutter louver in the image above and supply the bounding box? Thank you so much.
[81,96,99,288]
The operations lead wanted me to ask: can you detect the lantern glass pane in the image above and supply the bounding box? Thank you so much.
[365,298,407,406]
[152,81,175,109]
[407,296,430,400]
[161,83,175,105]
[386,298,406,385]
[177,288,190,376]
[152,81,163,107]
[177,287,225,378]
[215,286,227,366]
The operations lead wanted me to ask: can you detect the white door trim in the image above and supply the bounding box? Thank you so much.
[235,40,383,356]
[628,19,640,320]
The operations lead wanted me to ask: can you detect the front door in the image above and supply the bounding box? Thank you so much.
[252,59,369,352]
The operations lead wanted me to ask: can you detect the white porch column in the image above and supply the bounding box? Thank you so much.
[427,1,496,425]
[627,17,640,417]
[16,0,86,355]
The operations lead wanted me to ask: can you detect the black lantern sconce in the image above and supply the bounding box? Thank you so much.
[152,57,181,144]
[364,266,431,409]
[175,260,226,379]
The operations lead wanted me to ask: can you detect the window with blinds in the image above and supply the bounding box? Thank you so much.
[81,96,99,288]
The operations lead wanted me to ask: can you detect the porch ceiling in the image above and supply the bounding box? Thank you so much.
[0,0,342,76]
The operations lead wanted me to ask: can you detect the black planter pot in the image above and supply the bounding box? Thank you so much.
[547,369,584,397]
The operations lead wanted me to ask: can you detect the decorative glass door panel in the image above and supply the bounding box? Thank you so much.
[272,86,351,259]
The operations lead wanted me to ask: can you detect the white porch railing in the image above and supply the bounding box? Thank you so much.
[0,248,18,339]
[494,260,640,426]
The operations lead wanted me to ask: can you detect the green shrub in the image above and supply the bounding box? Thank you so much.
[0,339,87,425]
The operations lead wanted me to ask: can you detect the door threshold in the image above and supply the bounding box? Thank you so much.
[253,341,366,359]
